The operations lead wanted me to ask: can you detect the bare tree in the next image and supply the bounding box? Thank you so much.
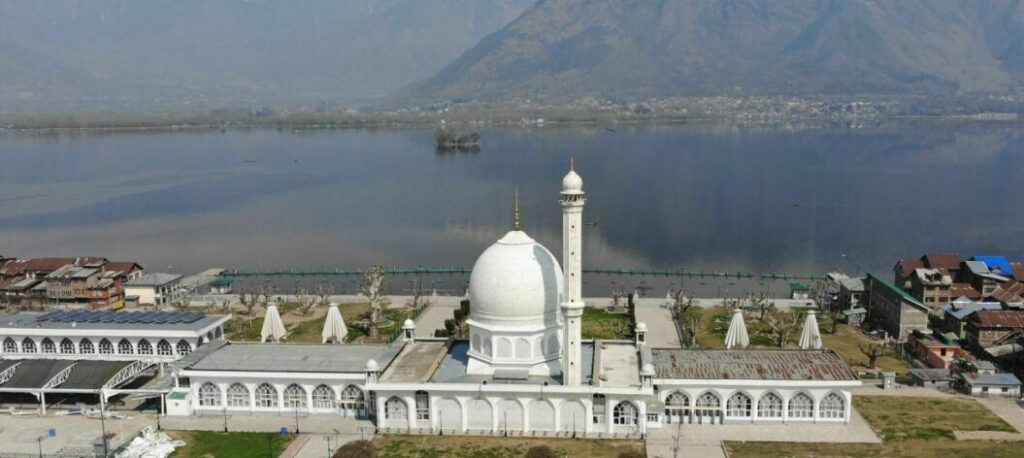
[361,266,388,338]
[749,292,772,321]
[611,288,626,310]
[763,306,800,347]
[859,342,892,369]
[295,288,318,317]
[314,280,333,307]
[239,286,259,326]
[408,274,426,310]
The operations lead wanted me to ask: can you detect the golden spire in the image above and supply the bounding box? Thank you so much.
[513,188,521,231]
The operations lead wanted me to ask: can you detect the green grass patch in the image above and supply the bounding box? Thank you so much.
[725,396,1018,458]
[168,431,294,458]
[821,324,911,373]
[372,434,644,458]
[581,307,633,340]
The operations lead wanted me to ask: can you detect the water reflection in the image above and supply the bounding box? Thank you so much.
[0,123,1021,296]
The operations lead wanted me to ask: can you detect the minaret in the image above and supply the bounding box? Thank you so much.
[560,158,585,385]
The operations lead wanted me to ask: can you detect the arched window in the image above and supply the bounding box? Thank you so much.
[198,382,221,407]
[283,384,306,409]
[613,401,638,425]
[788,393,814,419]
[593,394,607,424]
[415,391,430,420]
[98,339,114,354]
[2,337,17,353]
[59,338,75,354]
[385,396,407,420]
[471,334,481,352]
[21,338,36,353]
[176,340,192,356]
[497,338,512,358]
[757,393,783,418]
[312,385,334,410]
[41,338,56,354]
[118,339,134,355]
[726,392,752,417]
[482,338,492,356]
[666,392,689,408]
[515,338,530,358]
[79,339,94,354]
[696,392,720,409]
[255,384,278,408]
[157,339,173,356]
[819,393,845,419]
[137,339,153,355]
[340,385,364,410]
[227,383,249,408]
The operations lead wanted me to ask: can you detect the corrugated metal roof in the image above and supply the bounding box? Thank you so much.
[969,310,1024,328]
[651,349,858,381]
[1,359,76,389]
[972,256,1014,278]
[188,341,401,374]
[922,253,962,270]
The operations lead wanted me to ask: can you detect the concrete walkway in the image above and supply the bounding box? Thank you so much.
[976,397,1024,433]
[646,408,880,458]
[292,431,376,458]
[414,302,459,337]
[0,413,149,456]
[634,302,681,348]
[160,413,374,435]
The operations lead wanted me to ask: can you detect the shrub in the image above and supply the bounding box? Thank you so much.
[524,445,558,458]
[333,440,376,458]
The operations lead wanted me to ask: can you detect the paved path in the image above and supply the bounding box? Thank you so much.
[646,408,880,458]
[293,431,376,458]
[634,302,681,348]
[976,397,1024,433]
[414,302,459,337]
[0,413,149,456]
[161,413,374,435]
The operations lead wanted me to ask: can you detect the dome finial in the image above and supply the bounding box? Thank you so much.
[570,157,575,171]
[513,188,521,231]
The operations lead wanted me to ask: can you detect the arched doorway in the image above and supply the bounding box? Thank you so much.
[665,392,690,424]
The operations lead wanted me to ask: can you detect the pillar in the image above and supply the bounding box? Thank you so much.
[560,160,585,386]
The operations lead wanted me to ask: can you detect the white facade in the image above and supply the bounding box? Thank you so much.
[561,161,586,386]
[465,226,564,377]
[165,165,860,437]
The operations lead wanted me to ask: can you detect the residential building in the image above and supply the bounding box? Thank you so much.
[908,368,954,390]
[45,265,125,309]
[908,268,953,309]
[965,310,1024,349]
[963,260,1009,297]
[125,273,182,307]
[0,257,141,308]
[951,359,1021,397]
[989,281,1024,309]
[864,273,930,340]
[906,331,968,369]
[789,282,810,300]
[893,253,961,290]
[943,297,1002,339]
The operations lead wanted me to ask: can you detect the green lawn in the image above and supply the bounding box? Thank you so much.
[726,396,1017,458]
[225,303,413,344]
[373,434,644,458]
[168,431,295,458]
[821,324,911,373]
[581,307,633,340]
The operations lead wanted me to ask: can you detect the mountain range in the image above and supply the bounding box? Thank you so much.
[405,0,1024,103]
[1,0,1022,113]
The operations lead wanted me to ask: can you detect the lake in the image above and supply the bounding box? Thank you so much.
[1,122,1022,296]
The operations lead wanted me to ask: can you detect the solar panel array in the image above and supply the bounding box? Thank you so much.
[34,310,206,324]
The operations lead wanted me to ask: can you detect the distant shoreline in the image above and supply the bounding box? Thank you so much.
[0,110,1018,133]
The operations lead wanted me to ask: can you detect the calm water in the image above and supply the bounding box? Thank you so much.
[1,123,1022,296]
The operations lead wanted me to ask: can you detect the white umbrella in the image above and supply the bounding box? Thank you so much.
[799,310,823,349]
[322,303,348,344]
[260,302,287,343]
[724,309,749,349]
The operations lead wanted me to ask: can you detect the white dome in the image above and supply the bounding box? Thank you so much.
[641,363,656,376]
[403,319,415,329]
[562,170,583,193]
[469,230,563,324]
[365,359,379,372]
[635,322,648,332]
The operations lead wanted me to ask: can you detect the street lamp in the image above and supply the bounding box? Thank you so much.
[223,407,229,432]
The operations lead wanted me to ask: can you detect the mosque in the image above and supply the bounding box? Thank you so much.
[0,163,859,436]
